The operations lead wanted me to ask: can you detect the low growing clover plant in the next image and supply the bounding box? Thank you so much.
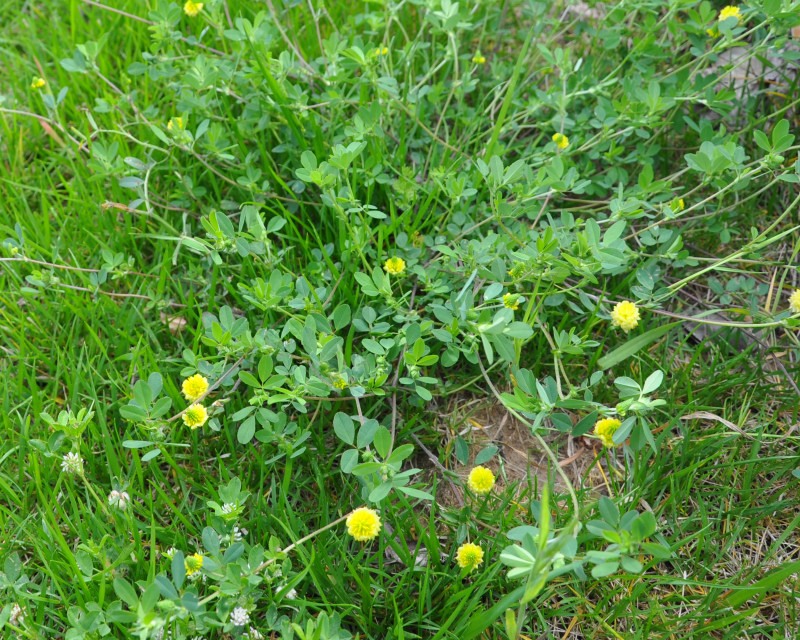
[10,0,800,637]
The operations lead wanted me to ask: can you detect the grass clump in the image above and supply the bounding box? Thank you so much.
[1,0,800,638]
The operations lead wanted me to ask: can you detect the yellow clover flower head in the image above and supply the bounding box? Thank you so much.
[594,417,622,448]
[167,116,185,132]
[456,542,484,571]
[502,293,521,311]
[184,552,204,575]
[789,289,800,314]
[346,507,381,542]
[718,5,741,22]
[384,256,406,275]
[31,77,46,90]
[467,466,495,495]
[610,300,640,332]
[373,46,389,56]
[332,376,348,390]
[182,374,209,402]
[182,404,208,429]
[669,197,685,212]
[472,52,486,65]
[552,132,569,150]
[184,1,204,17]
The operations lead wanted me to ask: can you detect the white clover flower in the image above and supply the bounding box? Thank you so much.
[232,526,247,542]
[162,547,177,560]
[221,502,236,515]
[285,588,297,600]
[60,452,83,475]
[230,606,250,627]
[108,490,131,510]
[9,603,24,626]
[244,628,264,640]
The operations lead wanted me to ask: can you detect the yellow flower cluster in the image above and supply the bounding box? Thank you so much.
[610,300,640,332]
[719,5,742,22]
[552,132,569,150]
[472,52,486,65]
[343,507,489,574]
[167,117,185,132]
[384,256,406,275]
[502,293,521,311]
[31,77,46,89]
[594,417,622,448]
[184,1,204,17]
[183,404,208,429]
[182,374,209,401]
[346,507,382,541]
[456,542,484,571]
[467,466,495,495]
[184,552,204,575]
[789,289,800,314]
[708,5,742,36]
[180,374,210,429]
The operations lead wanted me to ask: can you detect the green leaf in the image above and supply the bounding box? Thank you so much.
[591,561,619,578]
[597,322,680,369]
[373,425,392,459]
[340,449,358,473]
[368,481,392,502]
[397,486,434,500]
[113,578,138,608]
[474,445,499,465]
[357,419,379,448]
[333,412,355,445]
[455,436,469,465]
[237,417,256,444]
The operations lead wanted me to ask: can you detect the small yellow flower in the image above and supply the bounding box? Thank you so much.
[373,46,389,56]
[552,132,569,150]
[706,27,719,37]
[472,52,486,65]
[594,417,622,448]
[182,374,209,402]
[183,1,204,17]
[384,256,406,275]
[184,552,204,575]
[31,77,46,89]
[182,404,208,429]
[346,507,381,542]
[718,5,741,22]
[502,293,521,311]
[467,466,495,495]
[456,542,484,571]
[610,300,640,332]
[789,289,800,314]
[332,376,348,390]
[670,197,685,212]
[167,117,185,132]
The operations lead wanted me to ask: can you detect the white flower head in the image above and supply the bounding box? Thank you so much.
[108,490,131,510]
[162,547,178,560]
[221,502,236,515]
[9,603,24,626]
[61,452,83,475]
[230,606,250,627]
[232,526,247,542]
[244,628,264,640]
